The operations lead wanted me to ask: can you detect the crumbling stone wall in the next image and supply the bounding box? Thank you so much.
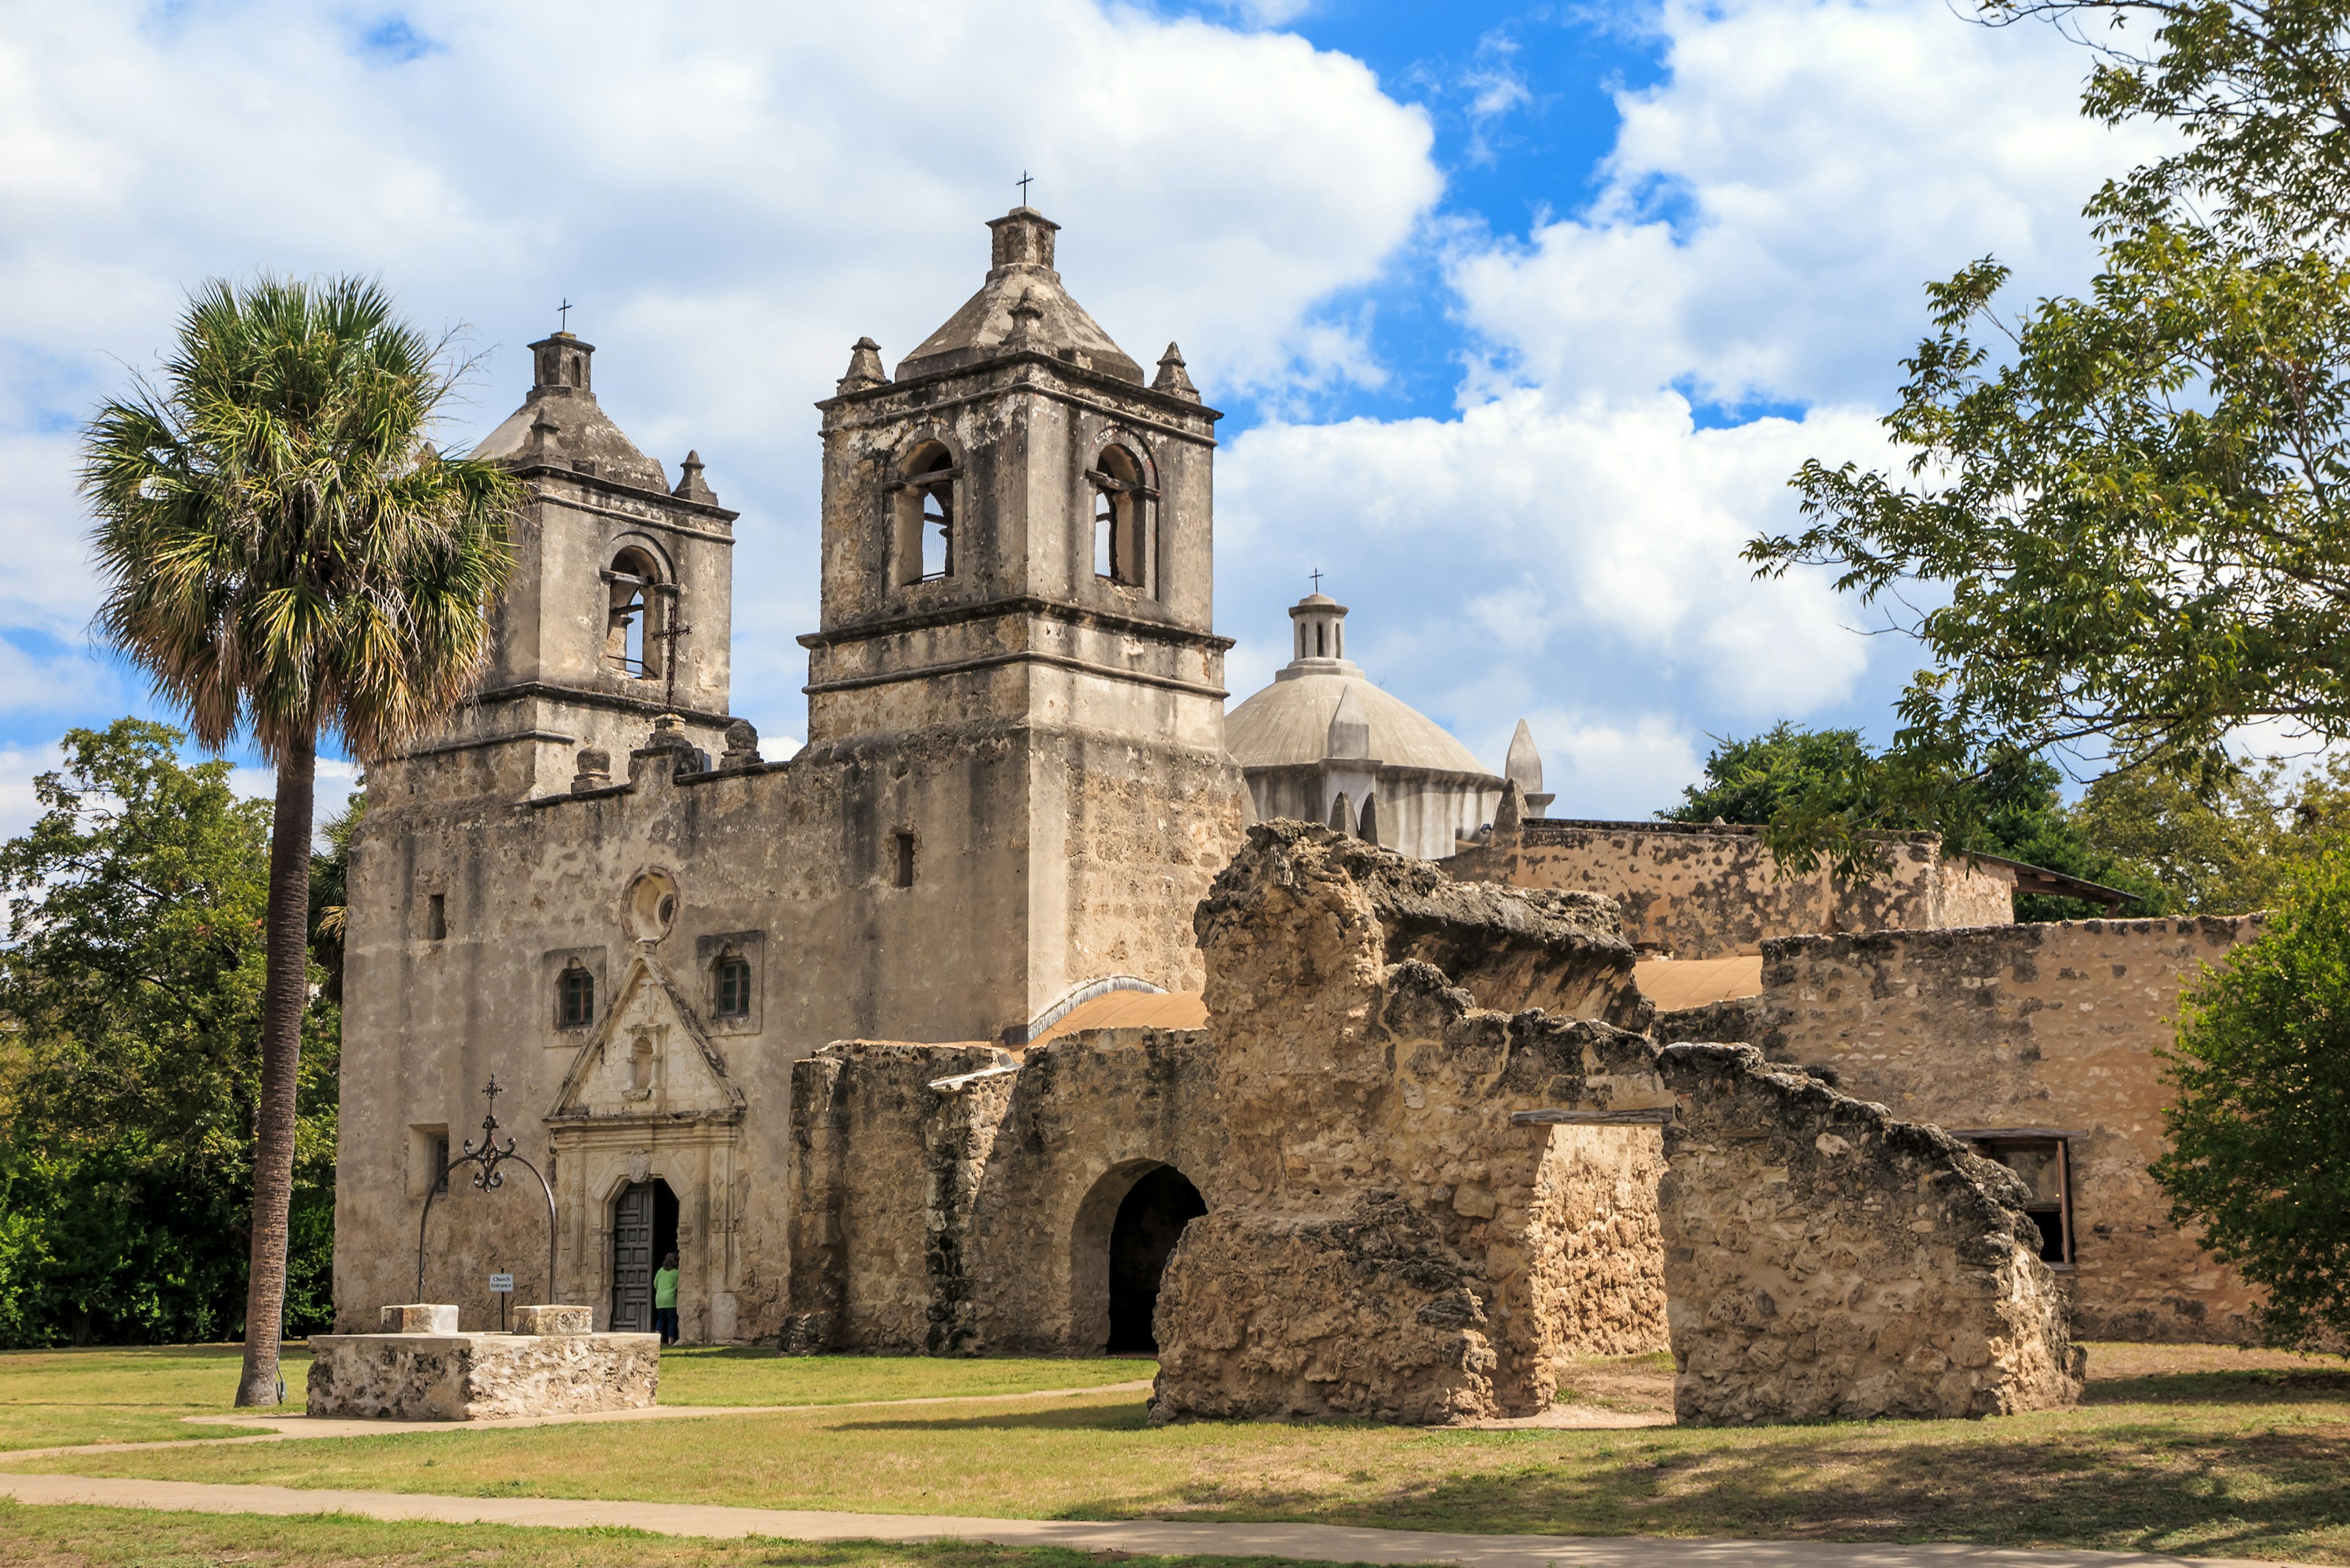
[1147,824,2080,1425]
[785,1042,1010,1353]
[1444,816,2015,959]
[1529,1124,1668,1358]
[785,1027,1229,1356]
[1755,919,2266,1342]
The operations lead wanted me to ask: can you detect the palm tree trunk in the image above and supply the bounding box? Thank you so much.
[236,734,316,1407]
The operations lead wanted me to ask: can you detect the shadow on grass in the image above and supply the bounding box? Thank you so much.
[1143,1419,2350,1559]
[832,1404,1157,1435]
[2084,1368,2350,1406]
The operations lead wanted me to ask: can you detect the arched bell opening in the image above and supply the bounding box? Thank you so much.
[1069,1160,1206,1355]
[609,1178,679,1332]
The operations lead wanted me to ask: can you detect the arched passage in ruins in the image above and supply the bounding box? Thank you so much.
[1069,1160,1206,1354]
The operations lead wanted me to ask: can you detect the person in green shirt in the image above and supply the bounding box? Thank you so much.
[652,1252,681,1345]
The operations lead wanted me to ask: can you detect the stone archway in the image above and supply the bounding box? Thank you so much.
[1069,1160,1206,1354]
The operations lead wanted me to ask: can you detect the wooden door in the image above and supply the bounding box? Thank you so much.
[611,1182,654,1331]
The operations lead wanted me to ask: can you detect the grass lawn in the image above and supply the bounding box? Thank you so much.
[0,1504,1390,1568]
[0,1343,1144,1454]
[0,1346,305,1450]
[4,1344,2346,1562]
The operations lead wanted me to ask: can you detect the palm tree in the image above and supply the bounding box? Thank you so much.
[82,275,519,1406]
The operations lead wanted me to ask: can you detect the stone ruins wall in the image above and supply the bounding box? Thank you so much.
[1753,918,2266,1342]
[785,1028,1229,1357]
[1532,1123,1668,1358]
[1147,824,2080,1425]
[785,1041,1011,1354]
[1659,1042,2080,1422]
[1444,816,2015,959]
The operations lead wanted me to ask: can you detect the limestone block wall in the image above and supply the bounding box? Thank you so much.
[1755,917,2266,1341]
[1444,819,2015,958]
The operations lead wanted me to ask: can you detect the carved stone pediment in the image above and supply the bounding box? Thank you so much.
[548,955,745,1124]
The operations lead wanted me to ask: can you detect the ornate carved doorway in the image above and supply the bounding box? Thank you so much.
[610,1178,679,1331]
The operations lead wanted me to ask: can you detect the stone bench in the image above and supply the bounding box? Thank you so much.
[306,1304,658,1421]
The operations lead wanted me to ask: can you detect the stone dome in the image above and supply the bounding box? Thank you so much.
[1226,595,1494,777]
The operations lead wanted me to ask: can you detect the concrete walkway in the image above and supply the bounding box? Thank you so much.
[0,1472,2291,1568]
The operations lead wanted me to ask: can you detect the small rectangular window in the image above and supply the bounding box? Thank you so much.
[715,955,752,1018]
[426,892,447,941]
[428,1133,450,1195]
[558,965,595,1028]
[893,831,917,889]
[1972,1137,2073,1265]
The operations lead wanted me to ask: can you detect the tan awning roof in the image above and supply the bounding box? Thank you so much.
[1032,989,1209,1043]
[1635,956,1763,1012]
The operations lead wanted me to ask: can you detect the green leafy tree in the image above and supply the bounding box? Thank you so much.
[0,721,338,1346]
[81,277,517,1402]
[1745,0,2350,867]
[1663,722,2163,917]
[2157,838,2350,1348]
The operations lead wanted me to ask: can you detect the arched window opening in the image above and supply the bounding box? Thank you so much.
[557,963,595,1028]
[893,444,957,586]
[1089,445,1149,591]
[1358,793,1381,848]
[1316,621,1327,657]
[1108,1165,1206,1353]
[714,950,752,1018]
[605,547,665,680]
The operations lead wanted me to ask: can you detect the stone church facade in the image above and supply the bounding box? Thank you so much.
[338,207,1245,1342]
[338,206,2259,1389]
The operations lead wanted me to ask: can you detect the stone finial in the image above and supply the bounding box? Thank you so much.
[837,336,889,394]
[1325,688,1371,761]
[720,718,763,770]
[1153,342,1200,401]
[524,409,562,465]
[1504,719,1556,815]
[1327,790,1357,837]
[1002,289,1048,353]
[571,745,613,794]
[1494,778,1525,837]
[632,714,701,782]
[673,450,718,505]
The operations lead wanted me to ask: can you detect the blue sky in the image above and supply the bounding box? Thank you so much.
[0,0,2157,831]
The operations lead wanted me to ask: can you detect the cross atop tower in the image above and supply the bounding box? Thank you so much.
[1310,569,1324,594]
[1017,171,1033,204]
[558,299,572,331]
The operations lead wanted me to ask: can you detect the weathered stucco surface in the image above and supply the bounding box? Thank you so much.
[1445,817,2015,958]
[1747,919,2266,1342]
[305,1331,660,1420]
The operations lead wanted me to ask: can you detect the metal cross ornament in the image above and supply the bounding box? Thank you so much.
[1018,171,1033,204]
[558,299,573,331]
[1310,569,1324,594]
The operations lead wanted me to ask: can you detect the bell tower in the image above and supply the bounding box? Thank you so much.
[803,207,1246,1034]
[804,207,1226,750]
